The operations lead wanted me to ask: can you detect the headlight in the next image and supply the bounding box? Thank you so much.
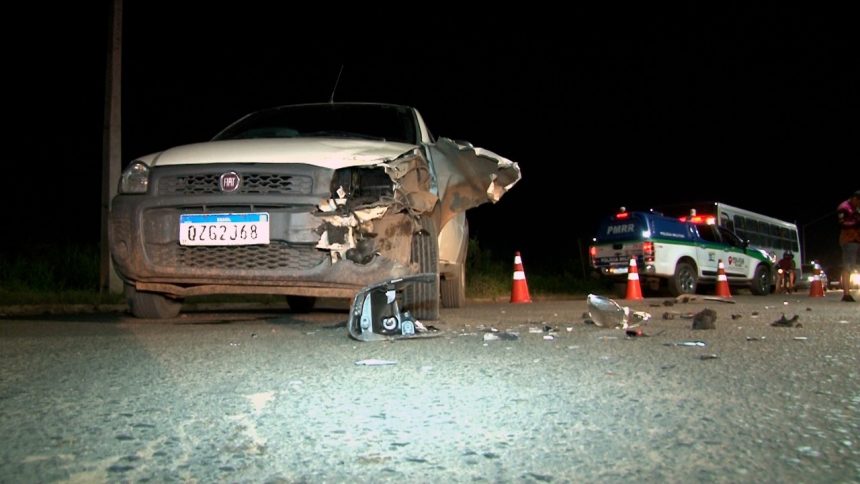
[330,167,393,201]
[119,161,150,194]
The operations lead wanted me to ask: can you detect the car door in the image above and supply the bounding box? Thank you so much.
[718,226,755,279]
[693,224,725,279]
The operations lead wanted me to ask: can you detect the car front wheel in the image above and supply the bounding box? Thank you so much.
[125,284,182,319]
[750,264,771,295]
[403,215,440,320]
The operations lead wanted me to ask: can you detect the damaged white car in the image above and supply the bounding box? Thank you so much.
[109,103,520,319]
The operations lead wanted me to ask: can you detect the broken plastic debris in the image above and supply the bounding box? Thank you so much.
[665,340,707,347]
[318,199,337,212]
[630,311,651,324]
[771,314,801,328]
[586,294,627,328]
[483,331,519,341]
[691,308,717,330]
[347,273,440,341]
[354,359,397,366]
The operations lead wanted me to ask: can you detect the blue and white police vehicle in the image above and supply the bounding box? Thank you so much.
[590,208,774,296]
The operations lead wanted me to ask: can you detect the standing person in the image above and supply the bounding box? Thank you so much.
[776,251,796,293]
[837,190,860,302]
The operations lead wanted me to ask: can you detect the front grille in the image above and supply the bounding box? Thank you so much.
[158,173,313,195]
[147,242,326,271]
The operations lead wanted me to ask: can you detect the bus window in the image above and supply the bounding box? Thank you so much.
[720,212,734,232]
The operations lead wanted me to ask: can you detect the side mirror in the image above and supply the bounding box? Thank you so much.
[347,273,440,341]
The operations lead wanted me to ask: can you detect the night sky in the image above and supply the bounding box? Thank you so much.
[6,4,857,270]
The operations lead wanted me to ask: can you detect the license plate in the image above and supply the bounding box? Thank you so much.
[179,213,270,246]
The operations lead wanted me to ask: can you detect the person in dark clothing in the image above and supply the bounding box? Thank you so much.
[836,190,860,302]
[775,251,796,293]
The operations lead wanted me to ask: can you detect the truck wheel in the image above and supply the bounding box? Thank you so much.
[668,261,697,296]
[750,264,771,295]
[403,216,440,320]
[286,296,317,313]
[125,284,182,319]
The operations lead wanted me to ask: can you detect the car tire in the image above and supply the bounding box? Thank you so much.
[750,264,771,295]
[441,262,466,308]
[668,261,697,296]
[125,284,182,319]
[404,215,440,320]
[441,219,468,308]
[286,296,316,313]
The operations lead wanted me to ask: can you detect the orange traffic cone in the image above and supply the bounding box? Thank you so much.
[715,260,732,298]
[625,258,643,300]
[510,251,532,303]
[808,264,825,297]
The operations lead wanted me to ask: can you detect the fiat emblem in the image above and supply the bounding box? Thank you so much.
[219,171,241,192]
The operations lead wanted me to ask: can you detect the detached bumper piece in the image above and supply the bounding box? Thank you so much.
[348,274,441,342]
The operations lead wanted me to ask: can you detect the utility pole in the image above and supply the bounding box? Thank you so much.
[100,0,123,294]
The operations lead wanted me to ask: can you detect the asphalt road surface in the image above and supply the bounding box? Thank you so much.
[1,292,858,482]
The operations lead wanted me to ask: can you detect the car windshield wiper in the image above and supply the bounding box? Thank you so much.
[302,130,386,141]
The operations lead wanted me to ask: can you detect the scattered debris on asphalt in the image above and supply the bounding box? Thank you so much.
[355,359,397,366]
[771,314,802,328]
[665,340,707,347]
[699,354,719,360]
[692,308,717,330]
[586,294,651,329]
[703,297,736,304]
[483,331,519,342]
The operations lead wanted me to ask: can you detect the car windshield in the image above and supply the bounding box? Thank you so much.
[213,104,418,144]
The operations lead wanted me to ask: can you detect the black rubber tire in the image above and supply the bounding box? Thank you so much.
[750,264,771,296]
[668,261,697,296]
[441,220,468,308]
[286,296,317,313]
[441,262,466,308]
[403,216,440,320]
[125,284,182,319]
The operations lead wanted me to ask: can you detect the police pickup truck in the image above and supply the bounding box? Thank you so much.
[590,209,773,296]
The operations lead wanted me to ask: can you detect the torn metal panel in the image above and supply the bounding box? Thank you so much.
[348,274,441,341]
[427,138,521,229]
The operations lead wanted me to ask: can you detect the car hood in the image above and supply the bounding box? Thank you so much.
[141,138,419,170]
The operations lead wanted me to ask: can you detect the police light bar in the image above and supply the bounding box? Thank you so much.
[679,215,716,225]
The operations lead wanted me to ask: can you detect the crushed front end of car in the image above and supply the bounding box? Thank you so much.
[109,103,520,319]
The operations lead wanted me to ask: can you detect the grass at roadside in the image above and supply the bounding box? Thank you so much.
[0,240,608,306]
[465,239,609,300]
